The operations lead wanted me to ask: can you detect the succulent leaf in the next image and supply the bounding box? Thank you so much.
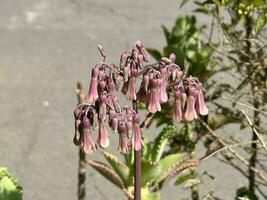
[141,160,162,187]
[157,160,199,189]
[159,154,186,174]
[102,152,130,185]
[0,168,22,200]
[86,160,125,189]
[142,187,160,200]
[175,169,197,185]
[151,125,178,162]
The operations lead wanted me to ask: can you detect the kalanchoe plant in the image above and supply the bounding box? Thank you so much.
[87,125,199,200]
[73,41,208,199]
[73,41,208,154]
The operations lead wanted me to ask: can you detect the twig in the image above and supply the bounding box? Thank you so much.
[76,82,86,200]
[242,110,267,153]
[200,120,267,184]
[200,140,264,162]
[221,96,267,117]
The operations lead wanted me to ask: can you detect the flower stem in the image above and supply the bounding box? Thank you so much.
[133,100,141,200]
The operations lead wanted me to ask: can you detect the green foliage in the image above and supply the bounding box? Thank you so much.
[235,187,258,200]
[102,152,131,185]
[213,0,266,15]
[86,160,125,189]
[0,168,22,200]
[255,13,267,33]
[151,125,178,162]
[87,125,197,200]
[147,15,213,78]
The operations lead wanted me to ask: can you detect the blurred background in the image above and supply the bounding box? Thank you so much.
[0,0,266,200]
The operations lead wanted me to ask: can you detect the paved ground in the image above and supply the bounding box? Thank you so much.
[0,0,261,199]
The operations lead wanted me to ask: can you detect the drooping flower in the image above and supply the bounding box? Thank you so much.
[159,67,168,102]
[123,62,131,82]
[147,78,161,113]
[82,117,96,154]
[135,41,150,62]
[120,52,131,67]
[184,85,198,121]
[108,109,118,132]
[107,78,116,93]
[118,122,130,154]
[196,83,208,116]
[110,95,121,113]
[132,115,143,151]
[74,107,81,119]
[125,68,138,100]
[137,73,149,103]
[172,89,183,123]
[85,67,99,103]
[97,121,109,148]
[169,53,176,63]
[113,73,123,91]
[98,94,107,121]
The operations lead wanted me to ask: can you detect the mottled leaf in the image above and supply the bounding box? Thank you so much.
[151,125,178,162]
[102,152,130,185]
[86,160,125,189]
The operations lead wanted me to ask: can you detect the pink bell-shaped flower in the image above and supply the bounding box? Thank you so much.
[82,117,96,154]
[137,73,149,103]
[125,68,138,100]
[196,84,208,116]
[118,122,130,154]
[132,115,143,151]
[172,90,183,123]
[184,85,198,121]
[85,67,99,104]
[97,121,109,148]
[159,67,168,103]
[98,94,107,121]
[147,79,161,113]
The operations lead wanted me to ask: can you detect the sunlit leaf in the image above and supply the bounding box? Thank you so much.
[255,13,266,33]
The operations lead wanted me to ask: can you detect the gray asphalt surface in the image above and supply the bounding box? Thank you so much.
[0,0,260,199]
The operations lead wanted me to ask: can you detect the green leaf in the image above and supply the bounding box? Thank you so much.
[154,161,198,190]
[87,160,125,189]
[141,160,162,187]
[142,137,153,161]
[146,48,162,60]
[102,152,130,185]
[159,154,186,173]
[151,125,178,162]
[183,178,201,188]
[141,187,160,200]
[175,170,197,185]
[235,187,258,200]
[124,148,134,167]
[0,168,22,200]
[255,13,266,33]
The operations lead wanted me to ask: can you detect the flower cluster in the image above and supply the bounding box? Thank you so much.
[135,55,208,122]
[73,41,208,154]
